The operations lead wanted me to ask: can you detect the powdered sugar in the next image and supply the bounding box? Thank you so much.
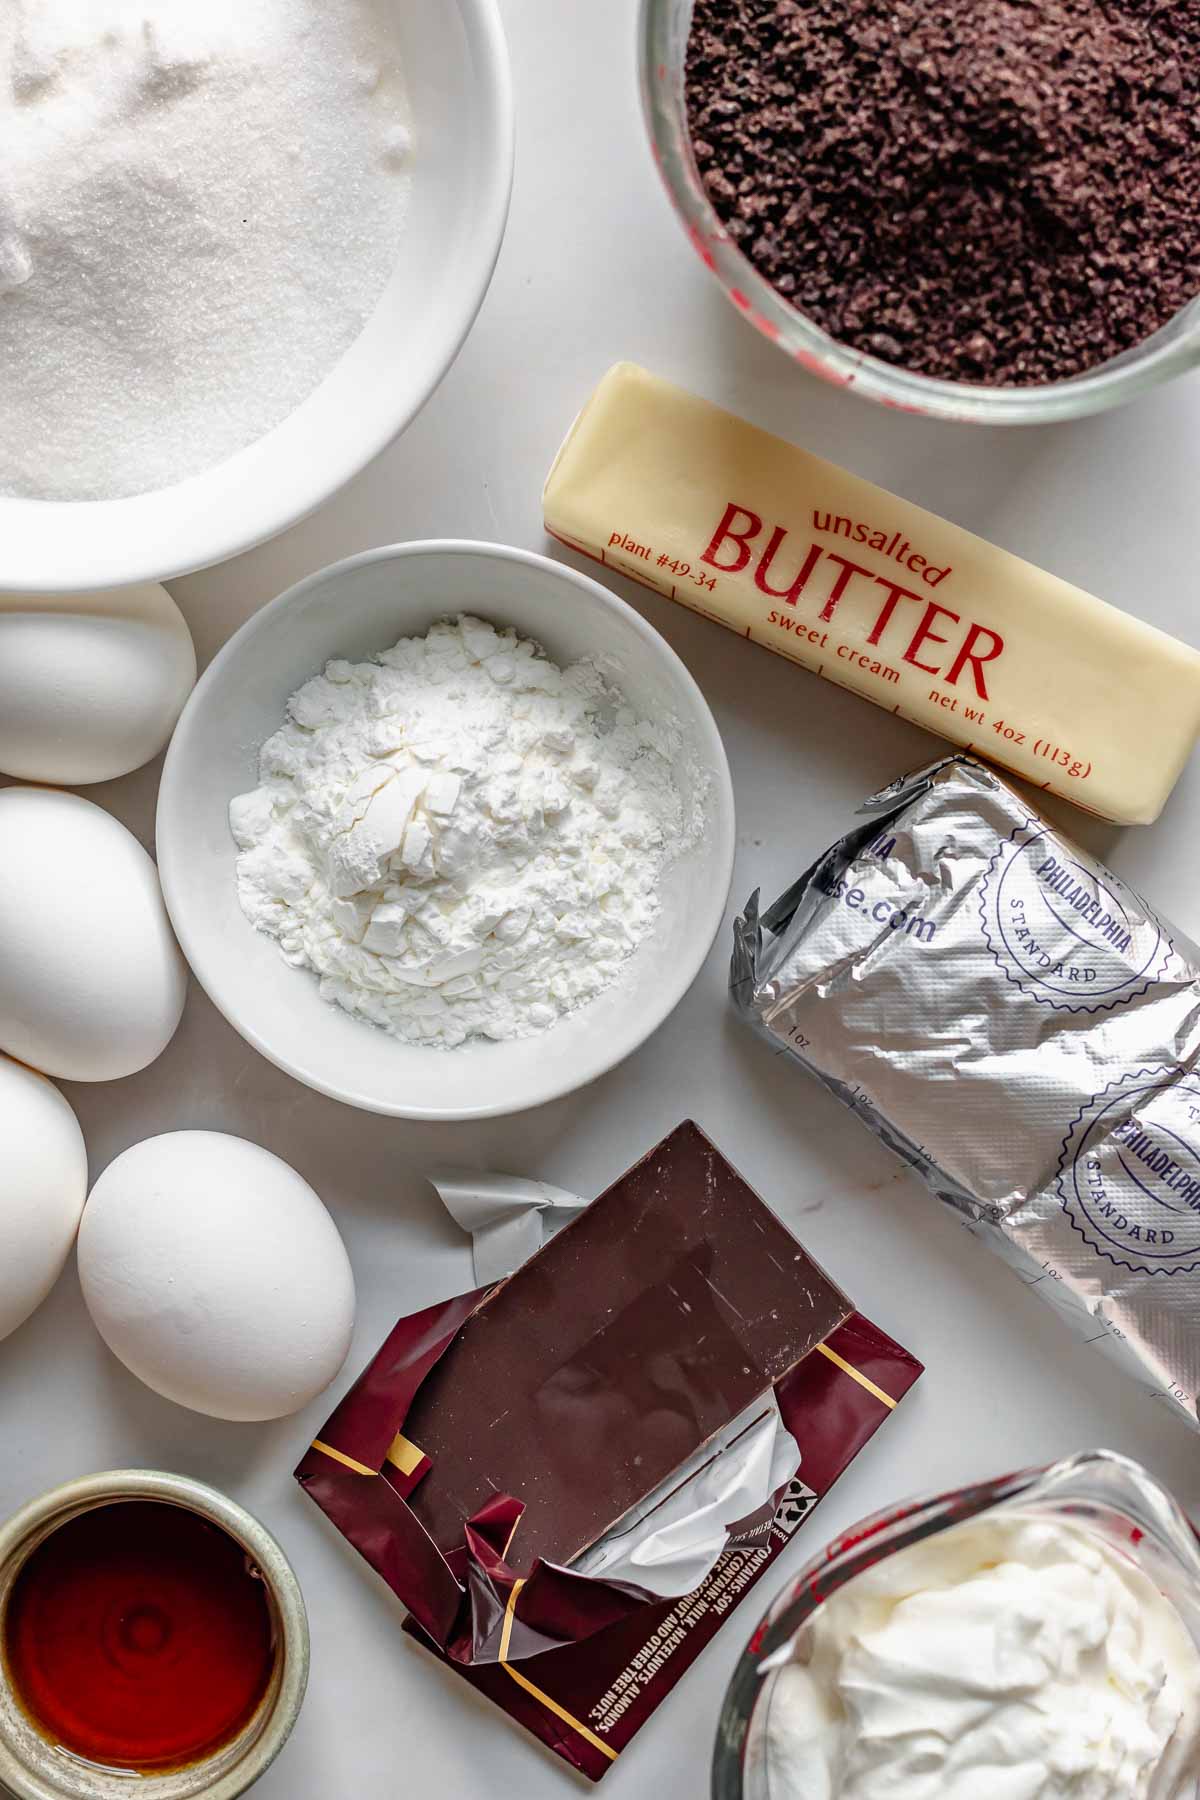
[230,616,701,1048]
[0,0,412,501]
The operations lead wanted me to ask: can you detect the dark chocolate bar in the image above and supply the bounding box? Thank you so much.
[402,1121,851,1570]
[403,1311,923,1781]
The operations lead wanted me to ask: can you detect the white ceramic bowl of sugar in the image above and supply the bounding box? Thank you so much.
[0,1,513,594]
[157,542,736,1120]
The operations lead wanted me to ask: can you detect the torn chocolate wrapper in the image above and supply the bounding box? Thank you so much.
[297,1122,921,1780]
[570,1395,800,1597]
[733,754,1200,1432]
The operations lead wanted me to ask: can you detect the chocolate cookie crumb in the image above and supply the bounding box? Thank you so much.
[685,0,1200,385]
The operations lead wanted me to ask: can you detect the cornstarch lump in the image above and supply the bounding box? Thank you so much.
[0,0,412,501]
[230,616,702,1049]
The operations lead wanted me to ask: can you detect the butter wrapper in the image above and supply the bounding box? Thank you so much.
[733,756,1200,1430]
[544,364,1200,823]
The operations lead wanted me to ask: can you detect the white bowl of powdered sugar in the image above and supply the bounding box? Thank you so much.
[0,1,512,592]
[156,543,735,1119]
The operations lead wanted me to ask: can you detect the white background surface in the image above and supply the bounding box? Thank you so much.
[6,2,1200,1794]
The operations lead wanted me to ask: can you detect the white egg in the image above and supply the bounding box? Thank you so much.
[0,1054,88,1343]
[0,787,187,1082]
[78,1131,356,1422]
[0,585,196,785]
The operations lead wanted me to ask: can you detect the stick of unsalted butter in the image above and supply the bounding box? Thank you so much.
[543,363,1200,825]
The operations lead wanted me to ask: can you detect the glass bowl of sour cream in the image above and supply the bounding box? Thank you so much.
[714,1449,1200,1800]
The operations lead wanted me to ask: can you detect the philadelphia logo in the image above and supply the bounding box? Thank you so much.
[1057,1068,1200,1276]
[979,823,1171,1014]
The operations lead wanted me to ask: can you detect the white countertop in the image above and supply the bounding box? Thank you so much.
[6,2,1200,1794]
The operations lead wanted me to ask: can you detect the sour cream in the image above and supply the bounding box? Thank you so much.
[766,1512,1200,1800]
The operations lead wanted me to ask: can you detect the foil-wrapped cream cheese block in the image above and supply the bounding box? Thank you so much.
[732,756,1200,1432]
[544,364,1200,824]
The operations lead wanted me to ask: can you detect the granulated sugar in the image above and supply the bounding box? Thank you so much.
[687,0,1200,386]
[0,0,412,501]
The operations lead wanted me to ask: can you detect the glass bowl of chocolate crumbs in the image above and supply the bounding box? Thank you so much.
[642,0,1200,423]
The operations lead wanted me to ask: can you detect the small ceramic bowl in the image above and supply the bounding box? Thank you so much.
[157,541,736,1121]
[0,1471,308,1800]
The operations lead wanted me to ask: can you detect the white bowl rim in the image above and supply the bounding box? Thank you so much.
[1,0,515,595]
[157,539,737,1121]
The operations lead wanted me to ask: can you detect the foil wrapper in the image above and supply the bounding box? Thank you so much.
[733,755,1200,1432]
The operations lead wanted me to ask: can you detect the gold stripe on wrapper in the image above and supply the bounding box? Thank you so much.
[499,1578,618,1763]
[500,1514,521,1564]
[385,1432,425,1476]
[816,1342,897,1409]
[311,1439,377,1478]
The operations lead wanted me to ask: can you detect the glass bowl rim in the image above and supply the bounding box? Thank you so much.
[639,0,1200,426]
[711,1448,1200,1800]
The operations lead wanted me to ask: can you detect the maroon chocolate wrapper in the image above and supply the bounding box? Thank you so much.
[402,1312,920,1779]
[296,1125,922,1779]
